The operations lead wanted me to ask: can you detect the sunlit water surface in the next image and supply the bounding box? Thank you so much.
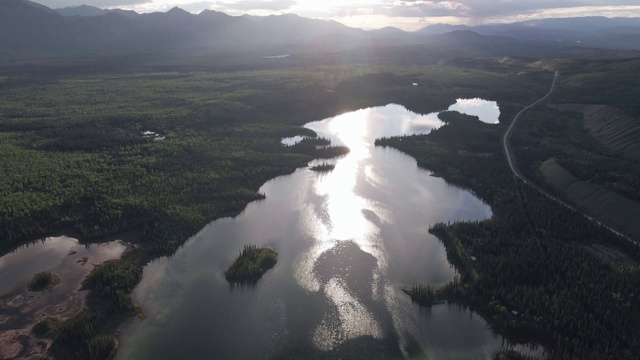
[117,101,505,359]
[448,98,500,124]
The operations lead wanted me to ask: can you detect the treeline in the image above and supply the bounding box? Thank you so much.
[48,310,118,359]
[405,280,462,306]
[380,108,640,359]
[285,137,350,159]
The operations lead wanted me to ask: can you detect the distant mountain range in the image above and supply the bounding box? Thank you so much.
[0,0,371,54]
[417,17,640,50]
[1,0,639,61]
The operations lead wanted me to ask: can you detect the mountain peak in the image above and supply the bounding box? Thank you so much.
[167,6,190,15]
[57,4,105,17]
[377,26,404,33]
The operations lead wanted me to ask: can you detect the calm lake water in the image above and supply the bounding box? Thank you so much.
[116,101,503,359]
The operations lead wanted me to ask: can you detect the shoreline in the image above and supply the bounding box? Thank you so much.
[0,235,130,359]
[6,134,348,359]
[402,287,549,358]
[0,228,143,258]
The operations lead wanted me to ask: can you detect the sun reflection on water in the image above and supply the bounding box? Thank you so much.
[312,278,384,350]
[316,108,387,265]
[295,104,451,350]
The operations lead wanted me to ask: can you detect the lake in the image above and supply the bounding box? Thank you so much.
[114,100,508,359]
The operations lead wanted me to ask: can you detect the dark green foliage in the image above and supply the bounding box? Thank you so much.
[382,93,640,359]
[406,281,462,306]
[225,244,278,283]
[288,137,349,159]
[51,311,116,360]
[51,251,147,359]
[551,58,640,117]
[0,63,546,254]
[27,271,61,291]
[32,317,61,338]
[309,162,335,172]
[89,334,117,360]
[437,110,481,124]
[82,249,147,311]
[493,349,537,360]
[51,310,100,359]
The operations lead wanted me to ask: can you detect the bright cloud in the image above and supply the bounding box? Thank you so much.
[32,0,640,30]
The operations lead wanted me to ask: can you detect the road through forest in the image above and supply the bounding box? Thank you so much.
[501,71,638,246]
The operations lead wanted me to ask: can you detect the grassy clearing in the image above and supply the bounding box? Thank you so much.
[540,158,640,240]
[539,158,578,191]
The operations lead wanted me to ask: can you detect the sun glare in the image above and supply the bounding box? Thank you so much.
[317,109,376,244]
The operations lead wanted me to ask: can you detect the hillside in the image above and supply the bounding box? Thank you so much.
[540,158,640,239]
[417,16,640,50]
[551,104,640,161]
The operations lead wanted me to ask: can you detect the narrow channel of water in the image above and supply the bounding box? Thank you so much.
[114,100,507,359]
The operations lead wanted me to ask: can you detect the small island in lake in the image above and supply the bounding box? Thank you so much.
[225,244,278,284]
[27,271,61,292]
[309,162,335,172]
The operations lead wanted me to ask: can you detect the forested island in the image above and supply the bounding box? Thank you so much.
[225,245,278,283]
[309,162,336,172]
[27,271,61,292]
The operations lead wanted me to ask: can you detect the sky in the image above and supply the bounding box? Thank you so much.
[32,0,640,31]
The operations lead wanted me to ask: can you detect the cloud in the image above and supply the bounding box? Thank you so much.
[374,0,640,20]
[30,0,640,26]
[34,0,149,8]
[305,1,468,19]
[175,1,216,12]
[310,0,640,22]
